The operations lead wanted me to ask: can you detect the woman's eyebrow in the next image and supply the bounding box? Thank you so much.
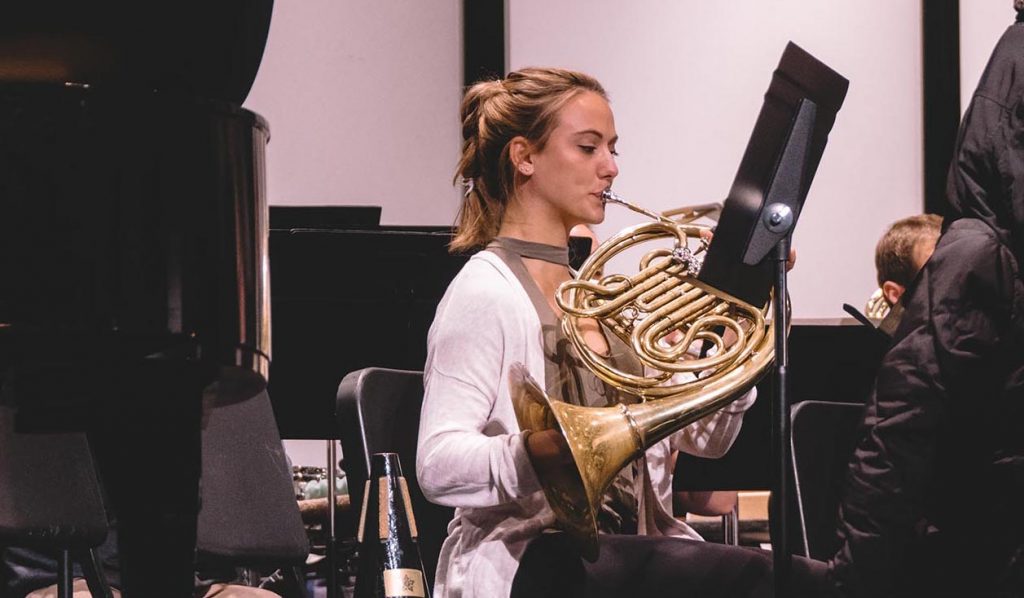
[573,129,618,144]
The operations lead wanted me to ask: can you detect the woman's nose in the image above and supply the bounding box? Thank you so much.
[601,151,619,179]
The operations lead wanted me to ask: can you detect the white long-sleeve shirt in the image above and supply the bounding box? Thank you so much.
[417,250,755,598]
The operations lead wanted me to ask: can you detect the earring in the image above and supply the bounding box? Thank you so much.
[519,164,533,175]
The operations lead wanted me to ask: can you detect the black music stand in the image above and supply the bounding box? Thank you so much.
[697,42,848,596]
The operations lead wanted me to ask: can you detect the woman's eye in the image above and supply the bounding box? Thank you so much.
[579,145,597,154]
[610,148,619,156]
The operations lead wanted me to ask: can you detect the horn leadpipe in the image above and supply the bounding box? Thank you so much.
[601,189,677,225]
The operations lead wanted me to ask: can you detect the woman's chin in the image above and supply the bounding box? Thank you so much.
[582,205,606,225]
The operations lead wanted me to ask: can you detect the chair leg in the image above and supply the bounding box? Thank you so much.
[722,505,740,546]
[238,566,258,586]
[276,566,308,598]
[58,549,73,598]
[77,547,115,598]
[291,565,309,598]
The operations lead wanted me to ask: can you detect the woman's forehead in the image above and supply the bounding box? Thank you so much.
[552,91,616,138]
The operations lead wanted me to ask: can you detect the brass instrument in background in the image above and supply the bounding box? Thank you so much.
[864,288,891,320]
[510,190,778,560]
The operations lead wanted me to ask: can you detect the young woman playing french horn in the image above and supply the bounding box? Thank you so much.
[416,67,829,598]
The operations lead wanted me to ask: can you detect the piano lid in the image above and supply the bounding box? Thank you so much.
[271,206,383,230]
[0,1,273,104]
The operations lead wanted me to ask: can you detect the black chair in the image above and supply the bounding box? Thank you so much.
[789,400,865,560]
[336,368,453,589]
[0,403,114,598]
[196,386,310,595]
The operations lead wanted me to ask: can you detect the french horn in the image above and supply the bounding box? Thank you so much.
[510,190,777,560]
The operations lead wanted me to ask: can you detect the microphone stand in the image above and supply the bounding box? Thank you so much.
[327,439,340,598]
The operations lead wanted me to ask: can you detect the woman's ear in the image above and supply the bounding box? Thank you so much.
[509,136,535,176]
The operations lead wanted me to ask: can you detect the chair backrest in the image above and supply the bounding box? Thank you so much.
[0,404,108,551]
[0,399,114,595]
[196,387,310,567]
[336,368,453,589]
[790,400,865,560]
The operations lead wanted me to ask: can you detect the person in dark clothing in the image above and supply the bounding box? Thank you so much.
[829,11,1024,598]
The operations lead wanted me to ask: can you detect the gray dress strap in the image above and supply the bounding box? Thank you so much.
[487,237,641,534]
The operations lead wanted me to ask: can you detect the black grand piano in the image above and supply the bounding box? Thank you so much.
[0,5,278,595]
[267,207,469,440]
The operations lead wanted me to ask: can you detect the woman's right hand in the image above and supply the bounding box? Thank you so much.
[524,429,574,476]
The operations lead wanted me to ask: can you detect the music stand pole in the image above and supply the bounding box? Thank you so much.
[767,220,793,597]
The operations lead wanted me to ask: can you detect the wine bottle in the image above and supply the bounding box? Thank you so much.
[355,452,430,598]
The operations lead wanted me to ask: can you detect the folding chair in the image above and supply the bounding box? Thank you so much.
[336,368,453,589]
[789,400,865,560]
[0,403,114,598]
[196,387,310,596]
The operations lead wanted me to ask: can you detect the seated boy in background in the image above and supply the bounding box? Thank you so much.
[865,213,942,320]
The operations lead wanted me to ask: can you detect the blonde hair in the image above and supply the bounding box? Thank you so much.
[449,67,607,253]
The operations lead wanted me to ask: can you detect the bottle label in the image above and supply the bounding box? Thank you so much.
[383,568,426,597]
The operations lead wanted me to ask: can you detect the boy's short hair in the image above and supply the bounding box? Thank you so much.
[874,214,942,287]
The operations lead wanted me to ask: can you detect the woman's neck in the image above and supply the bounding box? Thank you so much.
[498,198,570,247]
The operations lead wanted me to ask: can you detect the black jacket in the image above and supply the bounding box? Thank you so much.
[830,23,1024,598]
